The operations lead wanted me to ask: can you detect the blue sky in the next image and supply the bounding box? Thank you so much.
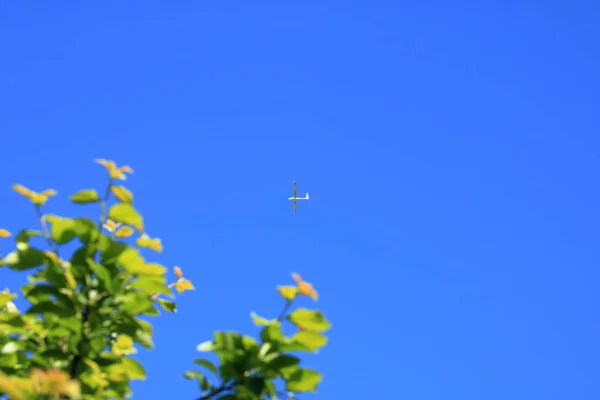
[1,1,599,399]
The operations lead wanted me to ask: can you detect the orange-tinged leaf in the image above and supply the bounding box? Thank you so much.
[0,229,11,238]
[31,368,80,398]
[174,266,183,279]
[174,278,195,294]
[292,273,318,301]
[115,226,134,238]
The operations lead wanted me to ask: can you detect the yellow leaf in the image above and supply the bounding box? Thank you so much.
[0,229,11,238]
[174,278,195,294]
[136,234,163,253]
[40,189,57,197]
[277,286,298,301]
[102,219,121,233]
[95,159,133,181]
[95,159,117,171]
[111,185,134,204]
[12,184,34,199]
[0,371,27,400]
[12,185,56,206]
[111,335,136,355]
[174,266,183,279]
[115,226,134,238]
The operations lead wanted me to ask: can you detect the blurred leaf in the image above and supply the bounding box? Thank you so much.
[291,331,328,352]
[70,189,100,204]
[108,203,143,233]
[26,301,75,318]
[115,226,134,238]
[46,215,78,245]
[157,299,177,313]
[277,286,298,301]
[15,229,42,244]
[131,276,173,298]
[119,293,153,315]
[193,358,218,375]
[2,248,46,270]
[136,234,162,253]
[0,292,17,309]
[111,186,133,204]
[0,342,20,355]
[285,368,322,393]
[174,278,195,294]
[260,325,285,344]
[117,248,166,276]
[250,312,277,327]
[106,357,146,381]
[111,335,136,355]
[263,355,300,377]
[287,309,331,332]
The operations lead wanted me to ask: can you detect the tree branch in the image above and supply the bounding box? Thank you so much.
[70,181,113,379]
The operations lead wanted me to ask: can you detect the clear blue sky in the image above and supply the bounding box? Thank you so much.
[1,2,599,399]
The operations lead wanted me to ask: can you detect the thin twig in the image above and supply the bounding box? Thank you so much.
[35,205,59,256]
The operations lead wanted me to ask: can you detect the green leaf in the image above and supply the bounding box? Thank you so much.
[24,284,73,309]
[250,311,278,326]
[260,325,285,344]
[70,189,101,204]
[106,357,146,381]
[264,355,300,375]
[111,335,136,355]
[245,376,266,396]
[285,368,323,393]
[0,292,17,309]
[2,247,46,270]
[131,276,173,298]
[196,341,216,352]
[183,370,212,391]
[74,218,99,244]
[46,215,78,245]
[119,292,153,315]
[291,331,328,352]
[117,248,166,276]
[26,301,75,318]
[0,341,20,355]
[287,309,331,332]
[193,358,218,375]
[108,203,144,233]
[157,299,177,313]
[183,370,204,380]
[88,258,116,294]
[15,229,42,245]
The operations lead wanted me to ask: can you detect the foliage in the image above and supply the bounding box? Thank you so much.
[0,159,330,400]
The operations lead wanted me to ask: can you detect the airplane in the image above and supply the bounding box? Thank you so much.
[288,181,309,213]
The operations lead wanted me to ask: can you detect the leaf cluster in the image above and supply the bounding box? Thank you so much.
[0,159,330,400]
